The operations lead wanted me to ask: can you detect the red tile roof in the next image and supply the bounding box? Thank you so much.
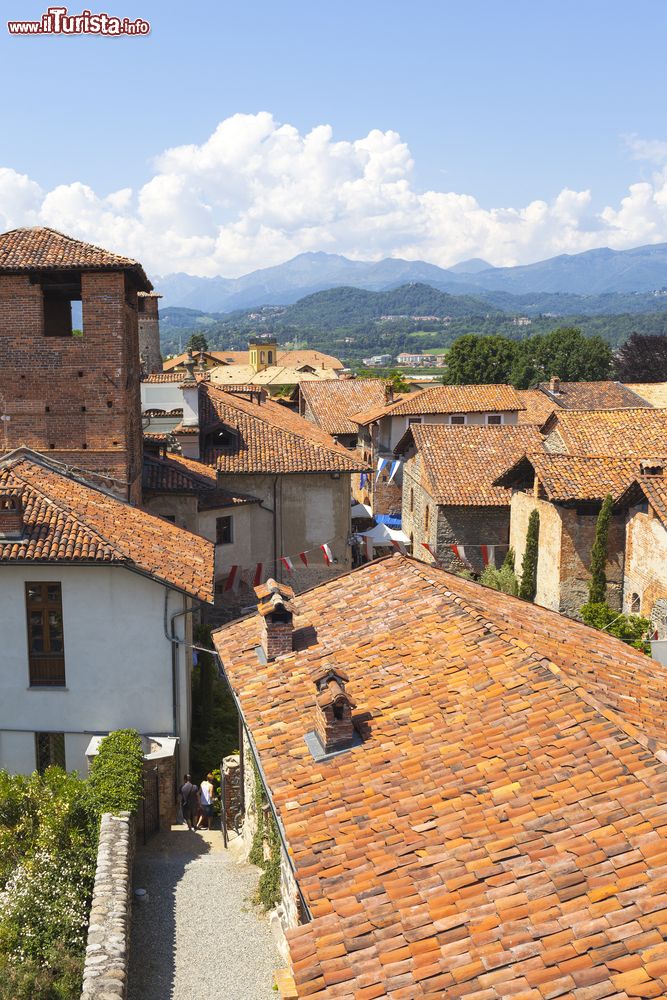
[300,380,390,435]
[516,389,557,426]
[352,384,525,424]
[199,385,369,475]
[163,349,344,372]
[142,453,258,510]
[495,453,645,502]
[542,407,667,456]
[142,372,210,384]
[618,474,667,528]
[400,424,544,505]
[539,380,649,410]
[0,451,214,601]
[215,555,667,999]
[0,227,151,289]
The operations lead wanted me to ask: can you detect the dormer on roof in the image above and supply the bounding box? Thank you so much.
[0,491,24,541]
[313,667,357,754]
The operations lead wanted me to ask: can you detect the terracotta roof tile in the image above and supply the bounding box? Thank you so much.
[0,227,151,289]
[143,372,210,384]
[199,385,369,475]
[301,380,390,435]
[516,389,556,426]
[0,452,214,601]
[352,384,525,424]
[142,453,258,510]
[495,453,646,502]
[400,424,544,505]
[214,555,667,999]
[163,349,344,373]
[618,474,667,528]
[543,408,667,456]
[539,380,648,410]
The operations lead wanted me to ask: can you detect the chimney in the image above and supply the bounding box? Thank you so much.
[176,351,200,459]
[313,668,357,753]
[0,492,24,540]
[196,349,208,372]
[255,578,296,661]
[548,375,561,394]
[384,382,394,405]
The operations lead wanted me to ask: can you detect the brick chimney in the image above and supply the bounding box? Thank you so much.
[255,578,297,661]
[0,492,24,540]
[384,382,394,405]
[549,375,561,394]
[313,668,356,753]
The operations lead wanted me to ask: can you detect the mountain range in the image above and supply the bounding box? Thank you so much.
[154,242,667,312]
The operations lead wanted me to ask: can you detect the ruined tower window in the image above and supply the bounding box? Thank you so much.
[630,593,641,614]
[42,275,83,338]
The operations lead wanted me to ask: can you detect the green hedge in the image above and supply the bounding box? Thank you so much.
[88,729,144,815]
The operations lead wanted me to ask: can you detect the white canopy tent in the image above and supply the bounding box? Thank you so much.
[359,522,410,551]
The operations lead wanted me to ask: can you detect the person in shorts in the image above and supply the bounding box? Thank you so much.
[197,772,215,830]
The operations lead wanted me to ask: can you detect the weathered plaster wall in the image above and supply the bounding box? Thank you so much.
[510,492,562,611]
[624,507,667,633]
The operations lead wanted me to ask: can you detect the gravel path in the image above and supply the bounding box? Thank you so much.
[128,825,280,1000]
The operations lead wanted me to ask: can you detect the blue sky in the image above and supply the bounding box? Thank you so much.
[2,0,667,275]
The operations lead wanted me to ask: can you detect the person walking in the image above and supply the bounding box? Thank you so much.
[179,773,199,831]
[197,772,215,830]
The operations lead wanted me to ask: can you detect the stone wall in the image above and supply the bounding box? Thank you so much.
[436,505,509,573]
[510,491,562,611]
[81,812,135,1000]
[624,507,667,633]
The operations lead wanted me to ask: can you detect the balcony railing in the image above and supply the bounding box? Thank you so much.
[29,655,66,687]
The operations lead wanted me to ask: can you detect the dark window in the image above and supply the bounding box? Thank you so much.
[267,351,273,364]
[162,514,176,523]
[486,414,502,425]
[26,582,66,686]
[410,488,414,512]
[42,276,83,338]
[35,732,66,772]
[630,593,641,614]
[408,417,422,426]
[450,414,466,425]
[216,516,233,545]
[425,506,430,530]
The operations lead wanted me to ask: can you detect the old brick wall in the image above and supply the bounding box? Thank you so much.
[559,506,625,616]
[0,271,142,502]
[137,297,162,375]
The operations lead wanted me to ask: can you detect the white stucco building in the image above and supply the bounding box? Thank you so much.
[0,449,214,777]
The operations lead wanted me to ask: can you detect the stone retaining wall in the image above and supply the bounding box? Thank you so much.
[81,811,135,1000]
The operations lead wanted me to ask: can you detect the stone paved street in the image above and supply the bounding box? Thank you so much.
[128,825,280,1000]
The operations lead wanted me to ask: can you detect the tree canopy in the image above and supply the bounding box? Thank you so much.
[615,332,667,382]
[186,332,209,353]
[442,327,614,388]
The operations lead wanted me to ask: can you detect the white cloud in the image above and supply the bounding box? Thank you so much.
[2,114,667,277]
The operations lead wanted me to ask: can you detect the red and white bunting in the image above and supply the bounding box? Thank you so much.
[253,563,264,587]
[391,539,406,554]
[299,551,308,567]
[321,543,333,565]
[422,542,436,559]
[224,565,239,592]
[281,556,294,575]
[480,544,495,567]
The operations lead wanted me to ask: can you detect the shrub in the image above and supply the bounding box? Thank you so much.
[580,602,651,653]
[588,494,613,604]
[519,510,540,601]
[88,729,144,815]
[480,562,519,596]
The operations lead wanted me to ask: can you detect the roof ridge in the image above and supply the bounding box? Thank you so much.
[1,225,139,263]
[398,555,667,761]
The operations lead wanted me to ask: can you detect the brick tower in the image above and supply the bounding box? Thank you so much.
[138,291,162,374]
[0,227,150,503]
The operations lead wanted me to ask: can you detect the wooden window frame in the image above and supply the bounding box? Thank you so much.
[215,515,234,546]
[25,582,66,687]
[35,732,66,772]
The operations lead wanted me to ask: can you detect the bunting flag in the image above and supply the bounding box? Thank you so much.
[281,556,294,575]
[391,539,407,554]
[480,544,495,568]
[359,472,369,490]
[299,551,308,567]
[422,542,436,558]
[224,565,239,592]
[387,459,401,484]
[450,544,473,569]
[253,563,264,587]
[321,543,333,565]
[375,457,388,483]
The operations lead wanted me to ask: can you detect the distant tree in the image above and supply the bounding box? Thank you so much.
[442,335,517,385]
[588,494,613,604]
[480,561,519,596]
[510,327,613,388]
[518,510,540,601]
[386,369,411,392]
[186,333,209,353]
[615,332,667,382]
[580,602,650,653]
